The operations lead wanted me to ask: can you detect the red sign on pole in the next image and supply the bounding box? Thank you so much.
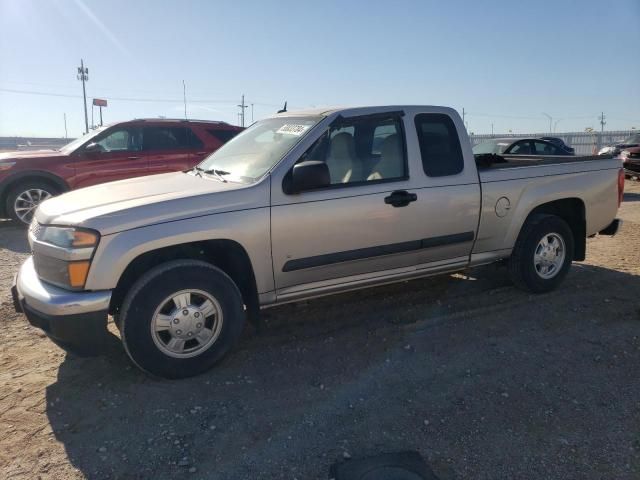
[93,98,108,107]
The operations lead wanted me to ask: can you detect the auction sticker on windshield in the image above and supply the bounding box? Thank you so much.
[277,124,311,136]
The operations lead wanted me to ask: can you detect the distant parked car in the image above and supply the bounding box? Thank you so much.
[0,119,243,224]
[472,138,575,156]
[598,133,640,156]
[539,136,575,154]
[621,146,640,178]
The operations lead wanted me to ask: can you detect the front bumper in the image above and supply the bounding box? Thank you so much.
[12,257,113,354]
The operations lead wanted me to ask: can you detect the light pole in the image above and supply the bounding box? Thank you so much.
[542,112,552,134]
[554,119,561,133]
[77,59,89,134]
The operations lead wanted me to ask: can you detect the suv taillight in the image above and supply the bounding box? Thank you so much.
[618,168,624,207]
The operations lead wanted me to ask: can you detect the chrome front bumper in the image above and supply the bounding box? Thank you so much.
[15,257,111,316]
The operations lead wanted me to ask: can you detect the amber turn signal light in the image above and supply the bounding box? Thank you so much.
[72,231,98,248]
[68,261,91,288]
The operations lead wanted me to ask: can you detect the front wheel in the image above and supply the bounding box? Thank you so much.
[120,260,245,379]
[508,214,574,293]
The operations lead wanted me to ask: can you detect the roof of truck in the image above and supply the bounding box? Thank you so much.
[273,105,457,118]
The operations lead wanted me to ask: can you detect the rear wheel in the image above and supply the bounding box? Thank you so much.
[6,181,58,225]
[119,259,245,379]
[508,214,574,293]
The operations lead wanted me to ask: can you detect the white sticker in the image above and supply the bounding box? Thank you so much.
[276,124,310,136]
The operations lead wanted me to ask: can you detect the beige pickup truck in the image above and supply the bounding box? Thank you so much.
[12,106,624,378]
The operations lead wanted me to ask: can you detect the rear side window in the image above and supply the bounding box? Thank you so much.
[143,126,190,150]
[208,129,240,144]
[414,113,464,177]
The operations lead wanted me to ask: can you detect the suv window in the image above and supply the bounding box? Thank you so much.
[301,115,405,185]
[414,114,464,177]
[94,127,142,152]
[207,129,240,144]
[186,128,204,149]
[533,140,560,155]
[143,126,190,150]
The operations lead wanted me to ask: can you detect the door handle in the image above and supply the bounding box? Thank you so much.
[195,151,208,155]
[127,156,140,160]
[384,190,417,207]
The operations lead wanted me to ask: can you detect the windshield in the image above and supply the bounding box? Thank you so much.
[622,134,640,145]
[197,116,321,181]
[472,140,509,154]
[58,127,107,154]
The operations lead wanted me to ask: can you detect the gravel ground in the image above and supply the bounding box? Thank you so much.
[1,181,639,480]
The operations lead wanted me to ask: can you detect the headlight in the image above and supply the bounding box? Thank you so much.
[40,226,99,249]
[33,226,100,290]
[0,161,16,171]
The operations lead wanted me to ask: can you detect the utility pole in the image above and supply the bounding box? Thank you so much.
[237,94,248,127]
[183,80,188,120]
[77,59,89,134]
[63,113,68,138]
[599,112,606,132]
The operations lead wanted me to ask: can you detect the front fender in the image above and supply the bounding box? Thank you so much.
[84,207,273,295]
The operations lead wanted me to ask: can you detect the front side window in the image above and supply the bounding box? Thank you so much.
[508,141,533,155]
[300,115,406,185]
[415,113,463,176]
[198,116,321,182]
[94,127,142,152]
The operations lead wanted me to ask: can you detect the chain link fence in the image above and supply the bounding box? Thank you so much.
[469,130,636,155]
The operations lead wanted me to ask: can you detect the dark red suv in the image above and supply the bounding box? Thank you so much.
[0,118,243,224]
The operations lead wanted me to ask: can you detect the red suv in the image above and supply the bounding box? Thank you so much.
[0,118,243,224]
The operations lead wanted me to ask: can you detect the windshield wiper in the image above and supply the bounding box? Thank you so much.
[202,168,230,183]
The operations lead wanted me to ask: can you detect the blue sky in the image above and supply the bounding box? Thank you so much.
[1,0,639,137]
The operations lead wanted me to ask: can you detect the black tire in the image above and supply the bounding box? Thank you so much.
[6,180,59,225]
[120,259,245,379]
[508,214,574,293]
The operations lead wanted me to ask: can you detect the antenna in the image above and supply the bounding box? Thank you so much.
[277,101,287,113]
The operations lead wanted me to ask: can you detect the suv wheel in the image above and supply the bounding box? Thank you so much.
[6,181,58,225]
[508,214,574,293]
[120,259,245,379]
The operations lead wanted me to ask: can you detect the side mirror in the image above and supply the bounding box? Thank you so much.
[289,161,330,193]
[84,142,101,153]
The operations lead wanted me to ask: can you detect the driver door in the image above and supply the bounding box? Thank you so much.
[72,126,148,189]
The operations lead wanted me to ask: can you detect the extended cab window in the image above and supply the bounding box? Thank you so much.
[301,115,406,185]
[414,114,463,177]
[143,126,190,150]
[94,127,142,152]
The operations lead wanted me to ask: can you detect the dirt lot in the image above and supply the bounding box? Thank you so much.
[1,181,639,480]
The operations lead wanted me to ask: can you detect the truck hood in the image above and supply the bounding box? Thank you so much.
[36,171,268,235]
